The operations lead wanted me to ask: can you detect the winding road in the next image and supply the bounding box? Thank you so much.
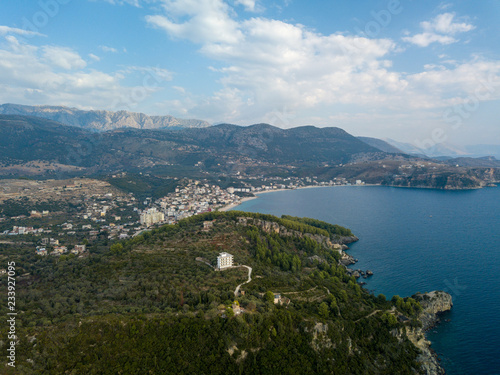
[234,265,252,297]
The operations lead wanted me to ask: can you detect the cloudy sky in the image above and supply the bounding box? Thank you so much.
[1,0,499,146]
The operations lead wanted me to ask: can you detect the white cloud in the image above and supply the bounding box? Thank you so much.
[403,13,475,47]
[437,3,453,11]
[403,32,456,48]
[0,25,46,38]
[42,46,87,70]
[119,65,174,81]
[172,86,186,94]
[99,45,119,53]
[146,0,242,44]
[145,1,500,132]
[89,53,101,61]
[0,37,167,110]
[234,0,261,12]
[422,13,474,35]
[147,2,407,123]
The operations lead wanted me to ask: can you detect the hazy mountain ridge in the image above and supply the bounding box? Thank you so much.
[0,103,211,131]
[0,115,392,174]
[384,138,500,160]
[357,137,404,154]
[1,115,498,189]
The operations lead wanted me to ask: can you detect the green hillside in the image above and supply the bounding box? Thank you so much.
[0,212,426,374]
[0,115,386,173]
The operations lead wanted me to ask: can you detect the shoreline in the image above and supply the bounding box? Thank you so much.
[219,181,492,212]
[256,183,381,195]
[219,196,257,212]
[220,184,380,211]
[220,184,451,374]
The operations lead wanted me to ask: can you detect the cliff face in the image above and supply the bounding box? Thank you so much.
[0,104,211,131]
[386,173,483,190]
[409,291,453,375]
[414,291,453,330]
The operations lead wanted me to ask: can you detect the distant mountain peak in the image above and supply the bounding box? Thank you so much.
[0,103,211,132]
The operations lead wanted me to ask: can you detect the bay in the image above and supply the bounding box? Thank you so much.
[232,186,500,375]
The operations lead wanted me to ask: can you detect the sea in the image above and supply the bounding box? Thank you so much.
[232,185,500,375]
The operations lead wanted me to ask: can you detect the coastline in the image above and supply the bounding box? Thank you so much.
[219,196,257,212]
[220,184,381,211]
[220,185,452,374]
[220,181,491,213]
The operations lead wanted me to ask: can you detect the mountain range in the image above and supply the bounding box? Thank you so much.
[0,114,498,189]
[0,114,402,175]
[3,103,498,160]
[0,103,211,132]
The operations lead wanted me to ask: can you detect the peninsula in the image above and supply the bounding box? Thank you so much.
[0,211,451,374]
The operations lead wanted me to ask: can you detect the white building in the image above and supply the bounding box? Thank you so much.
[140,207,165,227]
[217,252,233,269]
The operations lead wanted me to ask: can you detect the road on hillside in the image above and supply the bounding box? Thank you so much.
[234,265,252,297]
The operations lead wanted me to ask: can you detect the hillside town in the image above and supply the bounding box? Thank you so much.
[0,176,363,257]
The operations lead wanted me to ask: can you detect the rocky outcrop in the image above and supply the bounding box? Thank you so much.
[332,235,359,245]
[309,322,334,351]
[414,291,453,330]
[237,216,357,254]
[386,172,483,190]
[408,291,453,375]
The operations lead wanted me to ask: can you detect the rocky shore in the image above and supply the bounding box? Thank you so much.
[409,291,453,375]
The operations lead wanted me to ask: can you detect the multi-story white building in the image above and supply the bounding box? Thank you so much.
[217,252,233,269]
[140,207,165,227]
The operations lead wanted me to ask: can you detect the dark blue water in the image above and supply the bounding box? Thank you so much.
[233,186,500,375]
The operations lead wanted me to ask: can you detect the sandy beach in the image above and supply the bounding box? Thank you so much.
[219,196,257,211]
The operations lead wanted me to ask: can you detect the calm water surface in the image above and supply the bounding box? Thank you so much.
[233,186,500,375]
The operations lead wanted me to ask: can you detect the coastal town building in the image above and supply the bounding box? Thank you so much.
[140,207,165,227]
[53,246,68,255]
[274,293,282,305]
[36,246,47,256]
[203,220,215,231]
[72,244,86,254]
[217,252,233,269]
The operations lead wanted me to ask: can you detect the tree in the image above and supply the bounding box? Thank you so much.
[264,291,275,304]
[110,243,124,255]
[319,302,329,319]
[377,294,386,303]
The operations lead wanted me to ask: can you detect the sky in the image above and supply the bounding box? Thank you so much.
[0,0,499,147]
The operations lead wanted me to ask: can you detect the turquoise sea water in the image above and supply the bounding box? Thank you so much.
[233,186,500,375]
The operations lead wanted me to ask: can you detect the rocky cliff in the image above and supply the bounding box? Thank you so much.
[408,291,453,375]
[0,103,211,131]
[386,172,484,190]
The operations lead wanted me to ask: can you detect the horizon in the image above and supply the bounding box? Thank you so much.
[0,1,499,147]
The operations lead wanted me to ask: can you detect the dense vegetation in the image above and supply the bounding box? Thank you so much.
[0,212,424,374]
[281,215,354,238]
[0,197,69,218]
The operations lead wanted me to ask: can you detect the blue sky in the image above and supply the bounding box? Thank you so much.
[0,0,499,146]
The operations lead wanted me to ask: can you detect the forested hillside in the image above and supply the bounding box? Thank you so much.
[0,212,426,374]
